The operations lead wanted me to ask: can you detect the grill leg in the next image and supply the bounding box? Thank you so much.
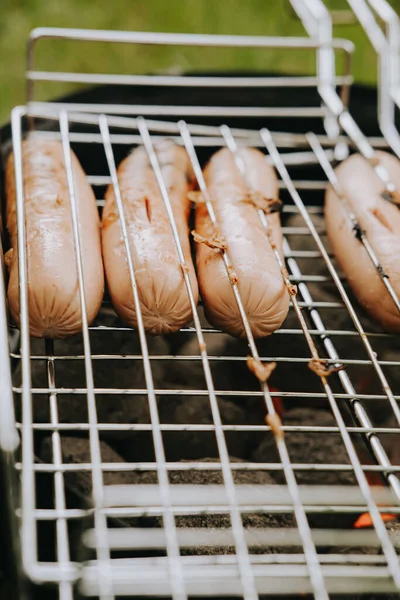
[0,450,27,600]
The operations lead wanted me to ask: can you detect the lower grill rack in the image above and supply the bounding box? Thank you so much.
[77,483,400,597]
[3,106,400,600]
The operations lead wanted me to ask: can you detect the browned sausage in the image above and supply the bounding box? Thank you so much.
[101,141,198,334]
[5,138,104,338]
[194,147,289,338]
[325,151,400,333]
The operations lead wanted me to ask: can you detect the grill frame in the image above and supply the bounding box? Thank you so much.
[1,6,400,600]
[4,106,400,599]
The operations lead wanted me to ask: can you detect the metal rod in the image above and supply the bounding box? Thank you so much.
[179,119,328,600]
[10,353,400,366]
[26,70,353,88]
[102,483,398,507]
[15,461,400,474]
[14,386,400,401]
[83,525,399,551]
[347,0,400,156]
[59,110,113,600]
[28,101,330,118]
[27,27,354,48]
[11,107,37,579]
[99,115,187,600]
[24,108,392,149]
[44,339,73,600]
[137,116,258,600]
[79,562,400,597]
[13,422,400,435]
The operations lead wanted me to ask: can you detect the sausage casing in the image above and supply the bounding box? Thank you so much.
[194,147,289,338]
[5,138,104,338]
[325,151,400,332]
[101,141,198,334]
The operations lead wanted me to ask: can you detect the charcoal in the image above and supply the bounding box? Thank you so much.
[332,518,400,564]
[251,407,355,485]
[17,314,166,427]
[130,457,295,556]
[251,407,360,530]
[40,436,139,500]
[17,308,231,438]
[157,394,257,462]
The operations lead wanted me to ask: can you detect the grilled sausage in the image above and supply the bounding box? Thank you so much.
[325,151,400,332]
[101,141,198,334]
[5,138,104,338]
[194,147,289,338]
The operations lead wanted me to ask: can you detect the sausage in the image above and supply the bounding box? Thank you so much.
[101,141,198,334]
[325,151,400,332]
[5,138,104,338]
[194,147,289,338]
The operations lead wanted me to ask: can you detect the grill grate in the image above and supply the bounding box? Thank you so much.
[1,4,400,599]
[4,104,400,600]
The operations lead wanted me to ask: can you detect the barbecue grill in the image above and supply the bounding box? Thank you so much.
[1,1,400,599]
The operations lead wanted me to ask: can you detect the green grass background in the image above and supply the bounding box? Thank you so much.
[0,0,399,123]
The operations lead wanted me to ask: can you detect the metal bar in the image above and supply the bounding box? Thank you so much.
[59,111,113,600]
[0,211,21,598]
[25,115,392,149]
[14,423,400,435]
[44,339,73,600]
[15,461,400,474]
[348,0,400,156]
[0,227,21,600]
[26,70,353,88]
[99,115,187,600]
[16,387,400,400]
[27,27,354,48]
[179,120,328,600]
[137,116,258,600]
[79,563,399,597]
[290,0,342,141]
[102,483,399,507]
[16,503,400,520]
[83,525,399,551]
[27,131,338,164]
[84,553,400,565]
[11,107,38,580]
[28,101,330,118]
[12,353,400,365]
[9,556,400,590]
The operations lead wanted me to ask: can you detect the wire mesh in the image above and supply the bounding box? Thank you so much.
[3,104,400,600]
[1,7,400,598]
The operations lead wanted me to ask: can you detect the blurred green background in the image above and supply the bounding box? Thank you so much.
[0,0,399,123]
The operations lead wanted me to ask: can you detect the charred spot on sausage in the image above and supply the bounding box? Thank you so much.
[352,222,365,241]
